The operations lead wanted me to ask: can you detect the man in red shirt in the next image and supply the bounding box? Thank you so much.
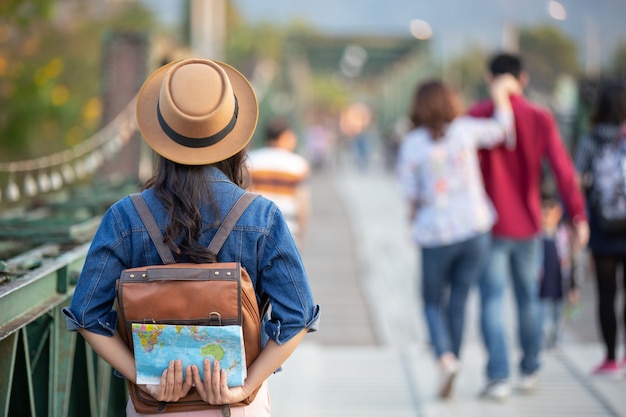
[468,53,589,400]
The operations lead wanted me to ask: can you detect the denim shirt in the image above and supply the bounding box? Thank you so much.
[63,167,320,348]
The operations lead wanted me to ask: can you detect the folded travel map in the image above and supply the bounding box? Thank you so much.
[132,323,246,387]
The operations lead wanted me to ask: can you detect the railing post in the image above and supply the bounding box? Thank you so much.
[0,333,17,417]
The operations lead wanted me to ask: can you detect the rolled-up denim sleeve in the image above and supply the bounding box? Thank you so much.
[63,206,129,337]
[259,207,320,345]
[63,307,119,336]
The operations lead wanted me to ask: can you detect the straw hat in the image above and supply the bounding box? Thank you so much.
[136,58,258,165]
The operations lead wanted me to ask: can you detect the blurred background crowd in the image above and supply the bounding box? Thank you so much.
[1,0,625,203]
[1,1,626,415]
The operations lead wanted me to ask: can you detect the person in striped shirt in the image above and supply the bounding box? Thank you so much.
[247,118,311,249]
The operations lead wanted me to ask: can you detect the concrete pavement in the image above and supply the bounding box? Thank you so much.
[268,162,626,417]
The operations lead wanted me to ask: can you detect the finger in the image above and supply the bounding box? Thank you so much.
[174,360,184,391]
[203,357,212,383]
[220,369,229,396]
[165,360,176,399]
[156,368,168,400]
[210,360,221,401]
[183,365,193,387]
[211,360,221,390]
[183,365,193,391]
[191,365,206,400]
[171,360,185,401]
[204,358,216,403]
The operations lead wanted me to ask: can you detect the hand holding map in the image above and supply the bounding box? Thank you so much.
[139,359,193,402]
[132,324,247,387]
[191,358,251,405]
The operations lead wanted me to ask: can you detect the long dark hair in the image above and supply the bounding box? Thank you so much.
[143,150,249,263]
[591,82,626,126]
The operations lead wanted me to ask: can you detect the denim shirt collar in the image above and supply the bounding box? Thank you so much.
[206,166,229,182]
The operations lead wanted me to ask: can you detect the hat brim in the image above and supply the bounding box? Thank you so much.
[136,59,258,165]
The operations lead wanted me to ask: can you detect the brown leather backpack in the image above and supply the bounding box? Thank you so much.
[116,192,267,415]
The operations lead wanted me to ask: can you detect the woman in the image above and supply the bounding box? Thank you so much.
[574,82,626,378]
[397,75,518,398]
[63,58,320,415]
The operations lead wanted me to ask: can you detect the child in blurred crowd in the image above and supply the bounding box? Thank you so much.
[538,184,580,350]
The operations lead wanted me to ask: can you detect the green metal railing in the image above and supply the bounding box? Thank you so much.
[0,181,138,417]
[0,243,127,417]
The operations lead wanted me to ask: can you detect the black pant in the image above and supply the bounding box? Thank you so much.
[592,253,626,361]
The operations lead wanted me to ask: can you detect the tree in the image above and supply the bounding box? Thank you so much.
[446,45,489,103]
[518,24,580,94]
[0,1,155,161]
[611,40,626,78]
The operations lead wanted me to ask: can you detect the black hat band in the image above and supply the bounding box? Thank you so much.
[156,96,239,149]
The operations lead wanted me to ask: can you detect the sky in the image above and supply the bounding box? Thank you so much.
[143,0,626,67]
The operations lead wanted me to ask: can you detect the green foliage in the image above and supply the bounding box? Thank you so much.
[225,13,347,122]
[611,40,626,77]
[0,0,53,24]
[225,11,315,72]
[307,74,350,113]
[0,2,155,161]
[107,2,155,32]
[519,24,580,94]
[446,45,489,102]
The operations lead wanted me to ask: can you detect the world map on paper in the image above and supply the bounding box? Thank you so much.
[132,323,246,387]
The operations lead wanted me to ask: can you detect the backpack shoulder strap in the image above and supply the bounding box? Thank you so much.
[208,192,258,256]
[130,193,176,265]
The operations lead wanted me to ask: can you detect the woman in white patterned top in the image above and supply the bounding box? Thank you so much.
[397,75,518,399]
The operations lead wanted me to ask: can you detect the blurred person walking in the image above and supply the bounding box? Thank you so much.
[304,120,335,171]
[468,52,589,400]
[247,117,311,249]
[574,82,626,378]
[538,181,580,351]
[63,58,320,416]
[340,102,373,172]
[397,75,518,399]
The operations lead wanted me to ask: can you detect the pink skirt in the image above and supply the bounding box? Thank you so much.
[125,382,270,417]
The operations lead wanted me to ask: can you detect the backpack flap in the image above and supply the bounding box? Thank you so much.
[118,262,242,326]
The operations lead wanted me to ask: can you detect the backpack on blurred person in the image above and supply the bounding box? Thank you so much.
[587,133,626,234]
